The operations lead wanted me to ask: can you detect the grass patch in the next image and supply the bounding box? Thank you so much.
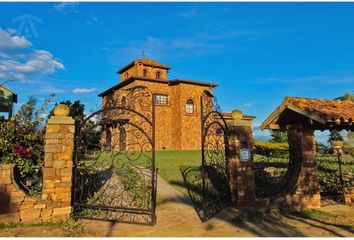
[0,222,22,229]
[0,218,85,235]
[204,221,218,231]
[290,209,336,221]
[231,209,266,224]
[155,150,201,196]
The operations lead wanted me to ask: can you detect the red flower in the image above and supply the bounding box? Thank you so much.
[13,145,31,157]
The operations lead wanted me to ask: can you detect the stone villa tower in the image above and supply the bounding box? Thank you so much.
[98,58,217,150]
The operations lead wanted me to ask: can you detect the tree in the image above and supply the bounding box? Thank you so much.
[329,92,353,145]
[328,130,343,143]
[270,130,288,143]
[49,100,85,125]
[335,92,354,101]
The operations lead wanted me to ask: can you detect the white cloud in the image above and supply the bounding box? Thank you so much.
[73,88,96,94]
[86,14,101,25]
[107,29,260,63]
[180,8,201,18]
[0,27,31,50]
[54,2,79,12]
[251,121,271,141]
[240,102,253,111]
[258,72,354,86]
[0,28,64,83]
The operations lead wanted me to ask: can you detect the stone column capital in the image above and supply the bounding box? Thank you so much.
[47,116,75,125]
[227,109,253,128]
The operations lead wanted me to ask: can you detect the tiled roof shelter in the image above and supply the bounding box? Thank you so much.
[260,96,354,131]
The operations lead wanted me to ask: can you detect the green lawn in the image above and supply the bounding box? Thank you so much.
[80,149,354,201]
[155,150,201,196]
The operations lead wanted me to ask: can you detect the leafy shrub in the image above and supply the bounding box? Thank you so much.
[254,141,289,152]
[317,154,354,196]
[0,95,53,195]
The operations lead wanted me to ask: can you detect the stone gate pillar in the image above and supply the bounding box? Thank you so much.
[286,124,321,210]
[42,104,75,218]
[227,110,256,207]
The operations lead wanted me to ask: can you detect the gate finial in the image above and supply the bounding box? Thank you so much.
[53,104,70,117]
[231,109,243,120]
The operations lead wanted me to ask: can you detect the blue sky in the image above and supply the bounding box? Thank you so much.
[0,2,353,141]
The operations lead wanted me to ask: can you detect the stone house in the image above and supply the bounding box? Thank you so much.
[98,58,217,150]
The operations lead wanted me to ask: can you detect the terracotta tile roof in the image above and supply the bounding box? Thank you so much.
[98,76,217,97]
[169,79,217,87]
[260,96,354,130]
[285,97,354,123]
[117,58,171,74]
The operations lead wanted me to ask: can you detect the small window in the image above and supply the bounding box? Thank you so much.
[143,69,147,77]
[125,72,129,79]
[156,71,161,79]
[186,99,194,114]
[154,94,168,105]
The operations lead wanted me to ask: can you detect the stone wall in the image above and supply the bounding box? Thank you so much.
[102,79,213,150]
[0,107,75,223]
[261,124,321,211]
[171,83,213,150]
[120,63,168,81]
[344,187,354,205]
[227,110,256,207]
[226,112,321,211]
[283,125,320,210]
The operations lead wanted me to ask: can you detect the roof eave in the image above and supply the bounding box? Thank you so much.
[117,61,171,74]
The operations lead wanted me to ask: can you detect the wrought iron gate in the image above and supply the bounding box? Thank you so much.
[72,86,157,225]
[180,91,231,222]
[199,90,231,221]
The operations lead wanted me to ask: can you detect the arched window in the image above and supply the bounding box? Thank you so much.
[186,99,194,114]
[155,71,160,79]
[119,127,126,151]
[143,69,147,77]
[125,72,129,79]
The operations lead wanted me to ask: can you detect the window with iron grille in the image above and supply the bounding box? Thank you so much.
[154,94,168,105]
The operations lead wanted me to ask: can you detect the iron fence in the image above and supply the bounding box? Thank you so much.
[253,147,354,200]
[317,147,354,197]
[253,149,291,198]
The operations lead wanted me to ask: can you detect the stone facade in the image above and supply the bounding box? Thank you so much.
[226,114,321,211]
[227,110,257,207]
[262,124,321,211]
[0,110,75,223]
[284,124,321,210]
[99,58,216,150]
[344,187,354,205]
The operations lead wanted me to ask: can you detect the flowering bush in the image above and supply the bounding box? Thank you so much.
[0,94,54,196]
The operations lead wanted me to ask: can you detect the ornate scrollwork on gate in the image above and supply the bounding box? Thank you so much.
[182,90,231,222]
[253,149,301,199]
[199,91,231,221]
[73,86,157,225]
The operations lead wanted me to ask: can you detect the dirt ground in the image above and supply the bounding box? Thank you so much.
[1,177,354,237]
